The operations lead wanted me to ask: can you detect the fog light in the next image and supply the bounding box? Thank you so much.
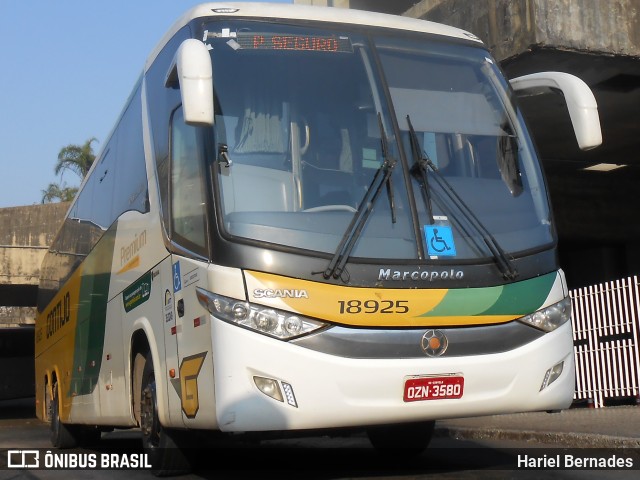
[540,361,564,391]
[254,376,283,402]
[282,382,298,408]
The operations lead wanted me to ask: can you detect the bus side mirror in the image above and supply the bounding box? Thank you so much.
[165,39,214,126]
[510,72,602,151]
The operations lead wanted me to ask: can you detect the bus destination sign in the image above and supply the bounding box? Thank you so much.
[237,33,352,53]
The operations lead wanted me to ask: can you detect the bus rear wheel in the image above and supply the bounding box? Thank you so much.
[50,385,78,449]
[49,383,102,448]
[366,420,435,455]
[139,352,191,476]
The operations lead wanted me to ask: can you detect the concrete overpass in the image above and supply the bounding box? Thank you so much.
[297,0,640,289]
[0,202,68,399]
[0,202,68,326]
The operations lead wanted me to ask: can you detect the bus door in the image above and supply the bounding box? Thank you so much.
[168,106,216,427]
[169,256,214,426]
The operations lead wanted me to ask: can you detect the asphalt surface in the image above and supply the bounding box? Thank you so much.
[2,397,639,449]
[2,398,640,478]
[436,404,640,448]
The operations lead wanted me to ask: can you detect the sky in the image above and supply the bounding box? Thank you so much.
[0,0,292,208]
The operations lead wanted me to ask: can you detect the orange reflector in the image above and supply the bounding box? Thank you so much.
[169,368,176,378]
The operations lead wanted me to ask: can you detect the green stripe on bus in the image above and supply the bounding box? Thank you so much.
[70,224,118,397]
[421,272,556,317]
[480,272,557,315]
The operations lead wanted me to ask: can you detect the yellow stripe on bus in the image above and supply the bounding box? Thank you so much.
[245,271,517,327]
[35,264,84,422]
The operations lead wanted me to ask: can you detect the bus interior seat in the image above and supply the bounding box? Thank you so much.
[301,114,358,210]
[219,162,295,214]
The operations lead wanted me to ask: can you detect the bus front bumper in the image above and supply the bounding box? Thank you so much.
[211,319,575,432]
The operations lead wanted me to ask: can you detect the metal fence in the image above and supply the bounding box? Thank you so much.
[571,276,640,408]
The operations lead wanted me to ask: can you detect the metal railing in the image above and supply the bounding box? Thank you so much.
[571,276,640,407]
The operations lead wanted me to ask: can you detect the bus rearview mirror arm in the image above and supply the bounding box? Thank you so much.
[165,39,214,127]
[510,72,602,151]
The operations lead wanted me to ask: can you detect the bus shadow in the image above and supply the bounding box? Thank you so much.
[77,428,520,478]
[187,436,519,479]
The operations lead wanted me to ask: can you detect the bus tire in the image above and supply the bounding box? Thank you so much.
[366,420,435,456]
[140,352,191,476]
[50,386,79,449]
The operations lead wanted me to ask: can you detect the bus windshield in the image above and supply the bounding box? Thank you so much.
[209,21,553,262]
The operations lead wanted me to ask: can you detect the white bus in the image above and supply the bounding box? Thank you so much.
[35,2,601,473]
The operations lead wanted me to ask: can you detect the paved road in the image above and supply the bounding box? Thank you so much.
[439,404,640,448]
[1,398,638,479]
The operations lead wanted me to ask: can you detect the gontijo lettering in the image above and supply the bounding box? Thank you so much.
[46,292,71,339]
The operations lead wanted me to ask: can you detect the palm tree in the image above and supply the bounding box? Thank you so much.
[41,182,78,203]
[55,137,97,179]
[41,137,97,203]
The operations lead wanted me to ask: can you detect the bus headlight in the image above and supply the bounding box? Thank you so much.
[517,297,572,332]
[196,287,326,340]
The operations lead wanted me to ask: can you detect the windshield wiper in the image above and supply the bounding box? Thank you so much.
[407,116,435,225]
[380,114,397,225]
[406,115,518,281]
[323,114,397,280]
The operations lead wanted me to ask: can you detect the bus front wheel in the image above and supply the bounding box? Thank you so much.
[139,352,191,476]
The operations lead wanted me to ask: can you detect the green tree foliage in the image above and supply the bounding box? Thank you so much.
[42,138,97,203]
[55,137,97,179]
[41,183,78,203]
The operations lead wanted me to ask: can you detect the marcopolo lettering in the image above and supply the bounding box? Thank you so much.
[378,268,464,282]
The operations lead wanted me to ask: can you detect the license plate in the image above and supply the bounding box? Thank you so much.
[403,375,464,402]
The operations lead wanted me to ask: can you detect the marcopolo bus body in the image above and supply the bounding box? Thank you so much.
[35,2,601,472]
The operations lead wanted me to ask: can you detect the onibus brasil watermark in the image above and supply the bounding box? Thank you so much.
[7,450,151,470]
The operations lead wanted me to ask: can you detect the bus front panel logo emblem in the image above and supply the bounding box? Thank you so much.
[170,352,208,419]
[424,225,457,257]
[421,330,448,357]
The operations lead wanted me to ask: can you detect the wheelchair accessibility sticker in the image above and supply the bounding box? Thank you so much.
[425,225,457,257]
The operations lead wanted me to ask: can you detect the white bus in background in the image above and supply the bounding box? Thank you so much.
[35,2,601,474]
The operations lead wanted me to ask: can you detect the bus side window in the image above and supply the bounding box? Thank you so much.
[170,107,208,254]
